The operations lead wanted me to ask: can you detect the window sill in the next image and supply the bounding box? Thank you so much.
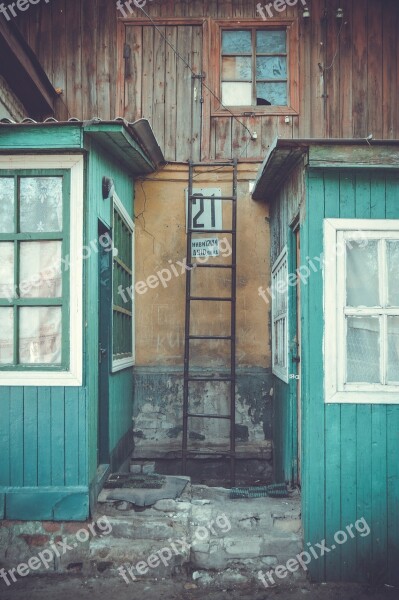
[0,369,82,387]
[211,106,298,117]
[112,357,134,373]
[326,390,399,404]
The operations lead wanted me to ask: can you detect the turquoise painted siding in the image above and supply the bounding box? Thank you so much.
[85,140,134,484]
[301,169,399,584]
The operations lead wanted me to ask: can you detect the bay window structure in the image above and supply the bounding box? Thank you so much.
[324,219,399,403]
[0,155,83,386]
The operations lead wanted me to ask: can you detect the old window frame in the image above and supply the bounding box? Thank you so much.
[111,193,135,372]
[0,155,84,387]
[211,19,299,116]
[272,246,289,382]
[324,219,399,404]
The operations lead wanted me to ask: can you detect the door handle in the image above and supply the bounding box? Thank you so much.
[99,345,107,364]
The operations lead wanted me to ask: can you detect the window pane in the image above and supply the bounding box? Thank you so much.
[20,241,62,298]
[0,307,13,364]
[387,241,399,307]
[0,178,15,233]
[256,30,286,53]
[222,56,252,81]
[346,240,379,307]
[222,82,252,106]
[0,242,14,299]
[388,317,399,383]
[20,177,63,233]
[257,56,287,80]
[256,82,287,105]
[19,307,62,364]
[222,30,251,54]
[347,316,380,383]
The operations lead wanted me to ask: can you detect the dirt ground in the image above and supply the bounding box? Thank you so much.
[0,575,397,600]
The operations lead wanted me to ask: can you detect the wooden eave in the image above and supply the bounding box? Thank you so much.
[0,121,161,176]
[0,20,57,119]
[252,137,399,202]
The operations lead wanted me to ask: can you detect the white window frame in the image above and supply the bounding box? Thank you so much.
[272,246,289,383]
[324,218,399,404]
[0,154,84,387]
[111,193,135,373]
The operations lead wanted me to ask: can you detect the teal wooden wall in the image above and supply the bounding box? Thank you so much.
[85,139,135,485]
[301,169,399,584]
[0,127,137,520]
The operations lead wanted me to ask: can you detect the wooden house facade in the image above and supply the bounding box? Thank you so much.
[0,0,398,585]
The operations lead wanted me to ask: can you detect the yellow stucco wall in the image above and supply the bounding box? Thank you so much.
[134,164,271,368]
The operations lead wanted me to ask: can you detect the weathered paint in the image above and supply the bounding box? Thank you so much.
[0,125,145,520]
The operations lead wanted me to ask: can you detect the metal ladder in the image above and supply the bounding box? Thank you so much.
[182,160,238,486]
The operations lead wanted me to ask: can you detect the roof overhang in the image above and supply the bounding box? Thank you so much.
[0,19,57,119]
[252,137,399,202]
[0,119,165,176]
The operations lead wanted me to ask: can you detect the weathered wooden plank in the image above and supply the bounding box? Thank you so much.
[370,172,386,219]
[367,0,383,139]
[52,0,68,120]
[309,145,399,168]
[303,171,326,581]
[354,171,371,219]
[214,117,232,159]
[153,25,166,151]
[23,387,38,487]
[217,0,233,19]
[65,388,80,487]
[325,0,341,138]
[325,404,342,581]
[164,26,178,161]
[0,388,10,485]
[387,405,399,586]
[339,0,353,137]
[176,26,193,160]
[65,0,82,118]
[82,0,98,119]
[261,116,279,156]
[38,386,52,486]
[141,26,155,125]
[97,0,112,120]
[125,26,143,121]
[352,0,368,137]
[309,0,325,137]
[371,406,388,583]
[298,9,311,137]
[339,171,355,218]
[340,405,358,580]
[382,0,398,139]
[9,388,24,487]
[51,387,65,486]
[356,405,372,583]
[385,173,399,219]
[78,388,87,486]
[191,25,203,161]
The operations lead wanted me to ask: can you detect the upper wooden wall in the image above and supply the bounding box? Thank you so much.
[16,0,399,161]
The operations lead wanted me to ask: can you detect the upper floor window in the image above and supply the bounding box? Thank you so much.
[272,246,289,382]
[221,28,288,107]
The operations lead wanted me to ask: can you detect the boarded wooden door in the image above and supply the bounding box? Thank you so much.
[123,24,203,162]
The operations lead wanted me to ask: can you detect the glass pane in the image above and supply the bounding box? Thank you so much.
[20,177,63,233]
[222,56,252,81]
[222,30,251,54]
[0,307,13,364]
[347,316,380,383]
[387,241,399,307]
[346,240,379,307]
[19,307,62,364]
[222,82,252,106]
[256,30,286,53]
[388,316,399,383]
[257,56,287,80]
[0,178,15,233]
[20,241,62,298]
[256,82,287,105]
[0,242,14,299]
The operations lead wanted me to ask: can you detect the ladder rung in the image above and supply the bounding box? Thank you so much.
[188,195,236,202]
[187,413,231,420]
[182,450,234,457]
[189,229,234,234]
[186,376,233,382]
[189,296,233,302]
[193,264,234,269]
[190,161,235,167]
[188,335,232,340]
